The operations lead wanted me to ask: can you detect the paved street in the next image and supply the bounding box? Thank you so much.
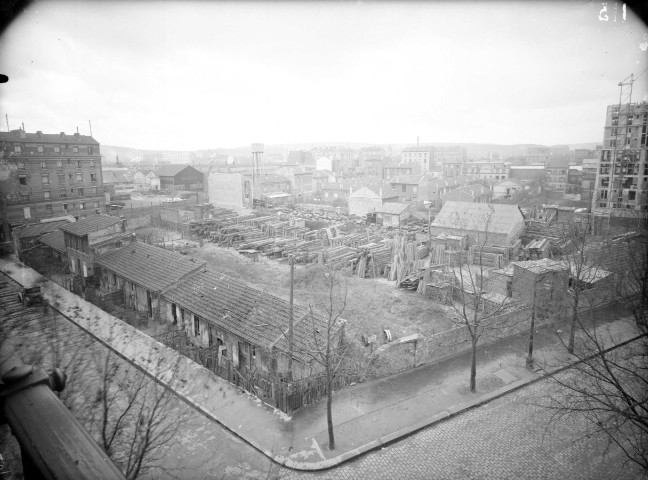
[283,374,642,480]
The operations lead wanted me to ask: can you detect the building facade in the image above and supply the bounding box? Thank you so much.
[464,161,510,181]
[592,101,648,214]
[0,129,105,225]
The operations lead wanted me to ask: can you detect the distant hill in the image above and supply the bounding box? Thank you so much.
[101,140,601,164]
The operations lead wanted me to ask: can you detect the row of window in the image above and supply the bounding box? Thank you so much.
[23,200,99,219]
[18,186,100,201]
[18,172,98,186]
[17,159,95,169]
[14,145,94,155]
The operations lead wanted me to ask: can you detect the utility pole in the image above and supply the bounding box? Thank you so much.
[287,254,295,381]
[526,280,537,370]
[88,120,93,137]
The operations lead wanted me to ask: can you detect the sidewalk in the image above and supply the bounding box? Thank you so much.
[0,257,642,471]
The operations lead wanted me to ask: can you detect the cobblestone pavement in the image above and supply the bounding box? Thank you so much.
[283,377,643,480]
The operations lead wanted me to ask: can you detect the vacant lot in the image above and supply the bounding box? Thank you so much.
[188,242,456,343]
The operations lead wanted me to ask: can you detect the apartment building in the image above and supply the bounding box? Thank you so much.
[464,161,510,181]
[592,102,648,214]
[0,129,105,225]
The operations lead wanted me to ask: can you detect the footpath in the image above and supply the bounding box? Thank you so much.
[0,257,643,471]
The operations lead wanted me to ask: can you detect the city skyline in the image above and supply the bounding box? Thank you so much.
[0,1,647,150]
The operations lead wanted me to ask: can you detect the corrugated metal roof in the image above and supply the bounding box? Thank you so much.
[60,215,120,236]
[38,231,66,253]
[97,243,205,293]
[432,201,524,235]
[15,220,70,238]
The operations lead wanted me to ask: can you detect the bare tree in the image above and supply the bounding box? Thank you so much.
[298,269,351,451]
[541,213,648,473]
[447,206,516,392]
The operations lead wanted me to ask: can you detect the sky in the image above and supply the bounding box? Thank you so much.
[0,1,647,151]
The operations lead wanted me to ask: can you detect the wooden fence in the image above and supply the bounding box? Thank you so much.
[154,329,358,413]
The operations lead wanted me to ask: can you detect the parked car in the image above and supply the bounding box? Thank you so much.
[18,285,43,306]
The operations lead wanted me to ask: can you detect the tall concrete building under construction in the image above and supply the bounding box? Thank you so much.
[592,76,648,215]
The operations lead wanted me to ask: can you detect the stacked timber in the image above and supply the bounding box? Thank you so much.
[322,246,358,270]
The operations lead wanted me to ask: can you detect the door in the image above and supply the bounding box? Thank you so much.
[171,303,177,325]
[147,291,153,317]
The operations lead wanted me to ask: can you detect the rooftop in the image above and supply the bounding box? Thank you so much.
[162,268,343,362]
[60,215,120,237]
[96,242,205,293]
[155,164,199,177]
[0,130,99,145]
[376,203,410,215]
[432,201,524,235]
[38,231,66,253]
[15,220,70,239]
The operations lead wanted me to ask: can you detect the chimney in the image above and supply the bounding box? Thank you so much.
[119,215,126,232]
[60,132,65,137]
[36,130,42,137]
[130,233,137,244]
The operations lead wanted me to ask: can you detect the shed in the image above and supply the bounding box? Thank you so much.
[429,201,525,246]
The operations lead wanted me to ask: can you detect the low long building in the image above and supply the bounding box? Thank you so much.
[96,242,205,317]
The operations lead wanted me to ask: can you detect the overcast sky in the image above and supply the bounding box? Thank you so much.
[0,1,646,150]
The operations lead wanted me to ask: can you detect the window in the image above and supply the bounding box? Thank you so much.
[111,273,117,285]
[80,201,85,210]
[76,160,81,168]
[59,189,67,198]
[76,172,83,182]
[90,173,96,182]
[45,204,52,214]
[251,345,256,358]
[41,174,49,185]
[92,186,98,194]
[43,191,50,199]
[17,162,25,169]
[194,316,200,336]
[93,201,99,209]
[21,193,29,202]
[601,190,608,199]
[56,160,63,168]
[73,146,78,154]
[78,187,84,196]
[19,174,27,185]
[88,148,94,156]
[62,203,68,213]
[41,161,47,169]
[54,145,60,154]
[89,159,94,167]
[14,145,22,153]
[37,145,44,153]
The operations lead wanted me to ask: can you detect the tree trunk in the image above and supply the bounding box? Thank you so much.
[568,293,579,354]
[470,339,477,392]
[326,380,335,450]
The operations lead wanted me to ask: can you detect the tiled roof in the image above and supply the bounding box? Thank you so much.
[155,164,196,177]
[15,220,70,238]
[38,231,66,253]
[432,201,525,235]
[97,243,205,293]
[60,214,120,236]
[162,269,343,362]
[0,131,98,145]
